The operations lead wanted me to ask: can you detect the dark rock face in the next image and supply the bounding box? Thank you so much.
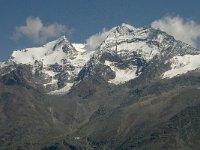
[0,65,33,87]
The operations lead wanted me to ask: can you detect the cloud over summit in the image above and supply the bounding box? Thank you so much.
[86,28,110,50]
[13,17,72,43]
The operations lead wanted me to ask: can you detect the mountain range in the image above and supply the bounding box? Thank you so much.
[1,23,200,150]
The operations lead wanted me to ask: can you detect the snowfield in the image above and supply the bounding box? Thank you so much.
[105,60,138,84]
[163,54,200,78]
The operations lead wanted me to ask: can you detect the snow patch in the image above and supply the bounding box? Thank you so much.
[163,54,200,78]
[105,61,137,84]
[0,62,8,68]
[121,23,136,30]
[72,43,86,52]
[48,83,74,95]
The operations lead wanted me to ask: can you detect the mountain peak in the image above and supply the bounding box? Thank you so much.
[121,23,136,30]
[44,35,71,49]
[56,35,68,42]
[10,35,77,65]
[109,23,136,36]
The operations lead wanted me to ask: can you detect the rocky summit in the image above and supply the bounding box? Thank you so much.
[1,24,200,150]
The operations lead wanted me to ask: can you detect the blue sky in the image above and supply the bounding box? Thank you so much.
[1,0,200,61]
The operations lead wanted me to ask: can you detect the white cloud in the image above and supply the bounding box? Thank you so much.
[13,16,72,43]
[151,16,200,47]
[86,28,110,50]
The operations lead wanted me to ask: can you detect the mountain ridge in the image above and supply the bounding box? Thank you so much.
[1,23,200,95]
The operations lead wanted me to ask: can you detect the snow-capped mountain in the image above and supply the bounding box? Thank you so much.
[1,23,200,95]
[76,23,200,85]
[1,36,95,94]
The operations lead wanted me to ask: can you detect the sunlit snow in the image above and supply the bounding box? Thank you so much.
[48,83,74,95]
[163,54,200,78]
[105,61,137,84]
